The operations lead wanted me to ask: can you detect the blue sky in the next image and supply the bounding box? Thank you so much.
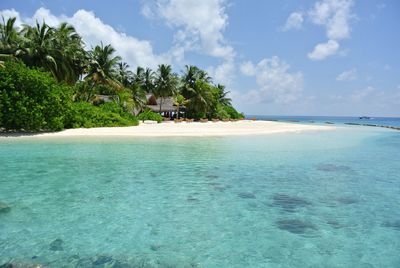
[1,0,399,116]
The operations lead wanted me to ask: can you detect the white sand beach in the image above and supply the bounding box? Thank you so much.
[2,120,335,138]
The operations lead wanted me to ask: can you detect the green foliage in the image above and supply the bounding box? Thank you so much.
[185,80,213,119]
[128,83,147,112]
[153,64,178,112]
[96,84,116,95]
[85,43,122,90]
[116,88,141,114]
[68,102,138,128]
[0,61,72,131]
[214,104,230,119]
[223,105,244,119]
[137,110,163,123]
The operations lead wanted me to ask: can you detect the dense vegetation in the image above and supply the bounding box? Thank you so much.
[68,102,138,128]
[0,17,243,131]
[137,110,163,123]
[0,61,71,131]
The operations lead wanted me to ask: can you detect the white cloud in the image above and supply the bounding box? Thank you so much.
[141,4,155,19]
[307,0,354,60]
[0,8,169,69]
[308,39,339,60]
[208,60,235,86]
[282,12,304,31]
[309,0,354,40]
[70,10,170,68]
[239,56,303,104]
[336,68,357,81]
[240,61,256,76]
[0,9,23,28]
[31,7,65,26]
[142,0,235,61]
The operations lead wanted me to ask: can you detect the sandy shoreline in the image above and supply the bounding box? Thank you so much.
[0,120,335,139]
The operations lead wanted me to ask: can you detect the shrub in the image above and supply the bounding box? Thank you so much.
[0,61,72,131]
[214,104,230,119]
[223,105,244,119]
[137,110,163,123]
[67,102,138,128]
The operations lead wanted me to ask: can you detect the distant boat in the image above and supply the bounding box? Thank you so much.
[359,116,372,119]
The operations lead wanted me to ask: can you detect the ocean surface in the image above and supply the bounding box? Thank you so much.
[0,125,400,267]
[250,115,400,128]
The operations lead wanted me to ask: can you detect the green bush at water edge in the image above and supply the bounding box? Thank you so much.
[67,102,138,128]
[0,61,72,131]
[0,62,138,131]
[223,105,244,119]
[137,110,163,123]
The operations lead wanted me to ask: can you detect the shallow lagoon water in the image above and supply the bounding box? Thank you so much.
[0,127,400,267]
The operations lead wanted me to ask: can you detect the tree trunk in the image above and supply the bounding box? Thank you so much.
[159,98,163,113]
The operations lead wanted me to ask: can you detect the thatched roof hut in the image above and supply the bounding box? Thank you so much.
[145,94,184,113]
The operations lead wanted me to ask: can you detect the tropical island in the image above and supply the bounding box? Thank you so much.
[0,17,244,133]
[0,17,333,138]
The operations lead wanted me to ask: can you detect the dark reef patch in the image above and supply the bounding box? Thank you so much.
[187,195,199,202]
[272,193,311,212]
[337,196,358,205]
[49,238,64,251]
[382,220,400,231]
[0,202,11,214]
[150,244,162,251]
[0,260,44,268]
[0,253,200,268]
[327,220,343,229]
[205,174,219,179]
[238,192,256,199]
[208,182,229,192]
[92,255,113,266]
[276,219,317,234]
[315,163,353,173]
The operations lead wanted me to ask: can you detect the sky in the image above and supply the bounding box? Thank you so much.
[1,0,399,117]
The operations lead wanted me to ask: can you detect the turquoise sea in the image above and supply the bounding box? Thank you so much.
[251,115,400,128]
[0,126,400,267]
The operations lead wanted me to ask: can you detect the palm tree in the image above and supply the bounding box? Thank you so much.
[129,83,147,113]
[116,62,133,87]
[85,43,122,100]
[215,84,232,106]
[143,67,154,93]
[0,17,21,62]
[52,22,86,84]
[20,21,58,77]
[174,94,187,119]
[182,65,198,89]
[1,19,86,84]
[133,66,145,85]
[181,65,212,99]
[154,64,177,113]
[186,80,213,118]
[132,66,154,93]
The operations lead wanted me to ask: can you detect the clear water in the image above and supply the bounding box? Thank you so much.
[250,115,400,128]
[0,127,400,267]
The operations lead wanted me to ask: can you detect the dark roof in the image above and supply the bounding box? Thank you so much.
[145,94,184,112]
